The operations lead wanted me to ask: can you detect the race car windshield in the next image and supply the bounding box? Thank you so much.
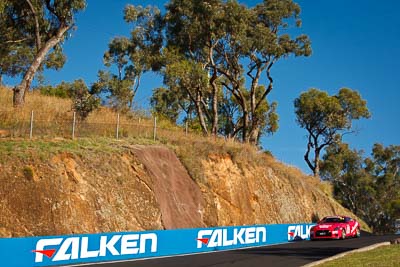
[321,217,343,223]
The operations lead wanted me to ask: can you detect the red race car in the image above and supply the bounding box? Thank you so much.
[310,215,361,240]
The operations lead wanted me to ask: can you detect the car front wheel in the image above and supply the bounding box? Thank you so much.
[355,228,361,238]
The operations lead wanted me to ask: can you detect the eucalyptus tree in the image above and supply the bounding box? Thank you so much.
[365,144,400,231]
[0,0,86,107]
[165,0,224,136]
[295,88,370,177]
[164,57,211,131]
[217,0,310,143]
[321,142,400,233]
[0,0,30,86]
[92,5,164,112]
[164,0,310,143]
[150,87,181,123]
[118,0,310,143]
[321,142,374,219]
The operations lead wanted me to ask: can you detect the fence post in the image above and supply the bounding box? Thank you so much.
[72,112,76,140]
[116,113,120,140]
[29,110,34,139]
[185,121,188,136]
[153,116,157,141]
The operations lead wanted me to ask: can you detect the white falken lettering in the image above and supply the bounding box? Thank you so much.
[52,237,80,261]
[34,238,63,263]
[34,233,158,263]
[99,235,121,256]
[287,225,313,240]
[81,237,99,258]
[197,227,267,248]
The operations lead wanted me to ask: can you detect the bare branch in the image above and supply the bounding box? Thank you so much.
[25,0,41,51]
[2,38,30,44]
[254,58,276,111]
[304,134,315,173]
[44,0,64,23]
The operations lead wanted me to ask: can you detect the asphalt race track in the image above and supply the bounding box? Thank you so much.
[66,233,398,267]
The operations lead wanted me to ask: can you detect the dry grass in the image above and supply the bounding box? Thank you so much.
[0,86,71,122]
[0,86,269,182]
[0,86,320,185]
[316,244,400,267]
[319,181,334,196]
[0,86,346,194]
[0,86,375,232]
[0,87,156,138]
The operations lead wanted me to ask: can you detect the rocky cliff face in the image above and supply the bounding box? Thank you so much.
[198,154,350,226]
[0,144,359,237]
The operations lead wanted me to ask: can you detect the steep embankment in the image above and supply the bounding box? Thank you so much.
[0,140,363,237]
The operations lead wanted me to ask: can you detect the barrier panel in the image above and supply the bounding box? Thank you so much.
[0,223,314,267]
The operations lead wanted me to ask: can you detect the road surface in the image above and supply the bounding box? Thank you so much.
[63,233,398,267]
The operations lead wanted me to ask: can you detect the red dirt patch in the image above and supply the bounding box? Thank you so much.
[131,145,205,229]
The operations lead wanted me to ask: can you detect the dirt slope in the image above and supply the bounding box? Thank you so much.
[0,142,363,237]
[130,145,204,229]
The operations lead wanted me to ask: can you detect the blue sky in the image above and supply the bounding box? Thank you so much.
[4,0,400,174]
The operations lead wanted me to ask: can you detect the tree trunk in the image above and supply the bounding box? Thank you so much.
[304,139,316,175]
[208,42,219,137]
[242,109,249,142]
[13,24,70,107]
[210,75,218,136]
[314,148,321,178]
[247,67,262,144]
[248,125,260,145]
[195,91,208,135]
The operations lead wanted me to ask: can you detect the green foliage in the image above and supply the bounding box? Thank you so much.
[321,142,400,233]
[44,45,67,71]
[108,0,309,142]
[37,79,100,120]
[93,4,164,112]
[150,87,181,123]
[38,82,70,98]
[92,70,134,112]
[0,1,31,78]
[294,88,370,176]
[0,0,86,106]
[22,166,34,181]
[0,1,85,76]
[161,0,310,143]
[163,56,210,130]
[68,79,100,120]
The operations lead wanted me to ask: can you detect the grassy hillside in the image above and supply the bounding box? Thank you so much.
[0,87,371,236]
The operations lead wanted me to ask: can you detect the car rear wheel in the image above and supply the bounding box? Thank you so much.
[341,229,346,239]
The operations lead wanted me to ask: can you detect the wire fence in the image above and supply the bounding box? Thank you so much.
[0,109,190,141]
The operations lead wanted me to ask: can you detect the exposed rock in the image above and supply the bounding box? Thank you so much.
[0,227,11,238]
[0,144,365,237]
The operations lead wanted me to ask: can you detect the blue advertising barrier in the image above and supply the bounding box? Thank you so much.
[0,223,314,267]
